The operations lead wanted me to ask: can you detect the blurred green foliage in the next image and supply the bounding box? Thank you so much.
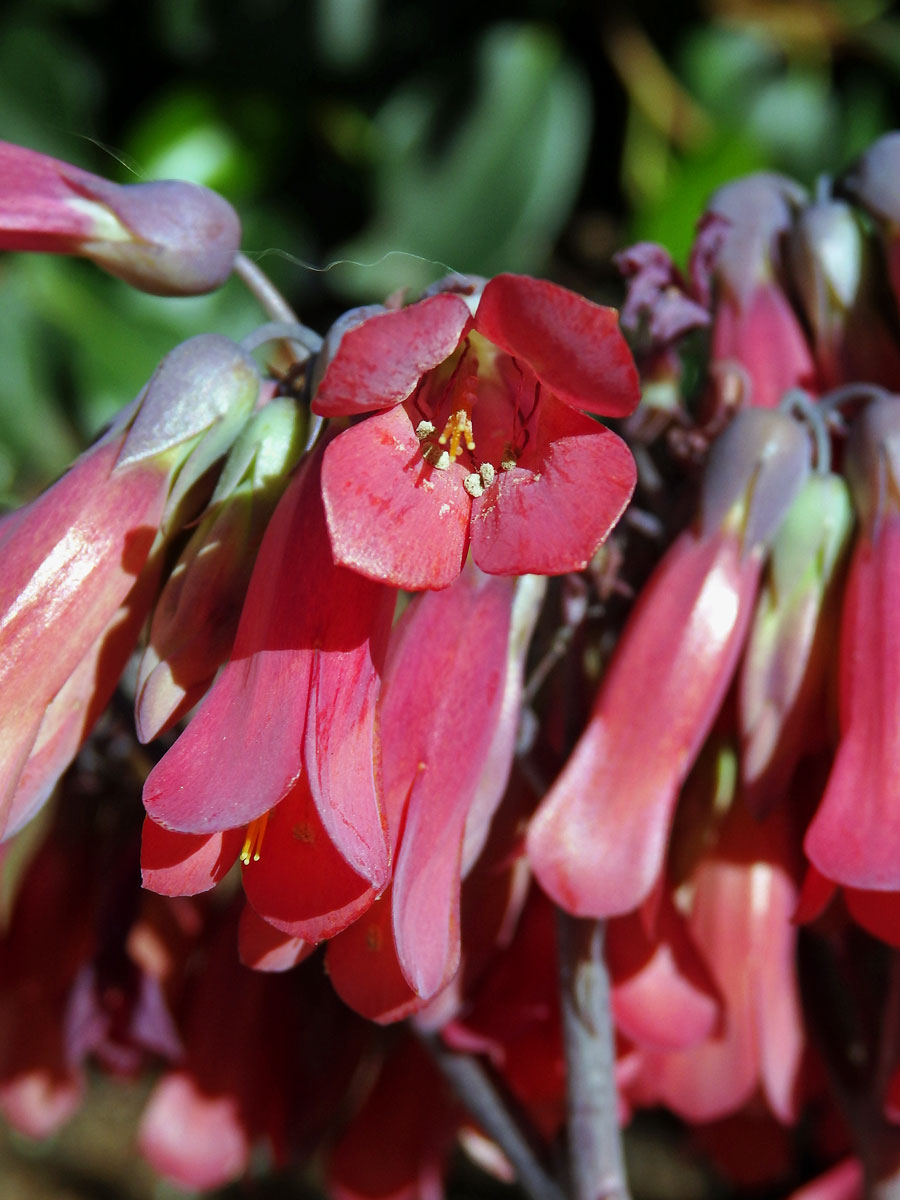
[2,0,900,501]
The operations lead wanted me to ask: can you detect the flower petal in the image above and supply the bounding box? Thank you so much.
[384,568,515,999]
[312,293,471,417]
[474,273,639,417]
[143,450,394,889]
[241,776,376,942]
[141,819,243,897]
[322,405,471,589]
[527,527,760,918]
[470,395,635,576]
[805,523,900,889]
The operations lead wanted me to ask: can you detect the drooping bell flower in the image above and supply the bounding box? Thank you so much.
[143,444,397,893]
[739,471,854,816]
[527,407,811,918]
[0,140,241,295]
[312,273,639,590]
[135,397,305,742]
[787,194,900,390]
[805,396,900,890]
[625,801,805,1124]
[325,568,542,1019]
[698,174,818,410]
[0,333,261,838]
[606,888,721,1053]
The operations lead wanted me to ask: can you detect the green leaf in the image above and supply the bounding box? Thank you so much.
[326,21,592,299]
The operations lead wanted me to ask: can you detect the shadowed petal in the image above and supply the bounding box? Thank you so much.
[242,776,376,943]
[141,820,243,897]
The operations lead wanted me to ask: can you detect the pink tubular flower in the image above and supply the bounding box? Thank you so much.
[0,140,240,295]
[624,804,804,1125]
[805,397,900,889]
[312,273,639,589]
[0,334,261,838]
[527,408,811,918]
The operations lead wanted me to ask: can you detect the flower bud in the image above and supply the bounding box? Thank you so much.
[739,473,854,815]
[135,399,305,742]
[698,408,812,553]
[0,141,240,296]
[787,197,900,389]
[697,174,817,409]
[840,132,900,317]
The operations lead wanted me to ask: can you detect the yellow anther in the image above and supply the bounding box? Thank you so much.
[437,409,475,461]
[240,811,270,865]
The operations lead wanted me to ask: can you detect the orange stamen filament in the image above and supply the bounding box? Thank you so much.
[437,409,476,461]
[240,812,270,865]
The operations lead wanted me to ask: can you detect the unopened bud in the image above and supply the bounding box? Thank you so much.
[698,409,811,553]
[844,394,900,531]
[0,141,240,296]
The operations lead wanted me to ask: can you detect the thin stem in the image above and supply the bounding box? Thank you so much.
[233,252,325,450]
[234,252,300,324]
[557,914,631,1200]
[419,1033,566,1200]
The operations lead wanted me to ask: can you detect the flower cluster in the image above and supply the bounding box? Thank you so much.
[4,131,900,1198]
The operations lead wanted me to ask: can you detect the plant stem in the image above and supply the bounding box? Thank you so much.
[234,252,300,324]
[557,913,630,1200]
[420,1033,566,1200]
[233,252,324,449]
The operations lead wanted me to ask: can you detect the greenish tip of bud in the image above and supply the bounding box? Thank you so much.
[210,397,307,506]
[768,473,855,604]
[75,175,241,297]
[845,394,900,531]
[699,408,811,554]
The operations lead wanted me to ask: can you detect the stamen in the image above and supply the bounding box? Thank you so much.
[240,811,270,864]
[437,409,476,461]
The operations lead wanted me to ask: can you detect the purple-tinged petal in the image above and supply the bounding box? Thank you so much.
[322,405,471,589]
[470,394,636,576]
[312,293,471,417]
[474,273,640,418]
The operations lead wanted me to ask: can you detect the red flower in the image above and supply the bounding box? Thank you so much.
[312,274,639,589]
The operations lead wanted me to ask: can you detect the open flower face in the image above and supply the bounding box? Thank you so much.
[313,274,640,590]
